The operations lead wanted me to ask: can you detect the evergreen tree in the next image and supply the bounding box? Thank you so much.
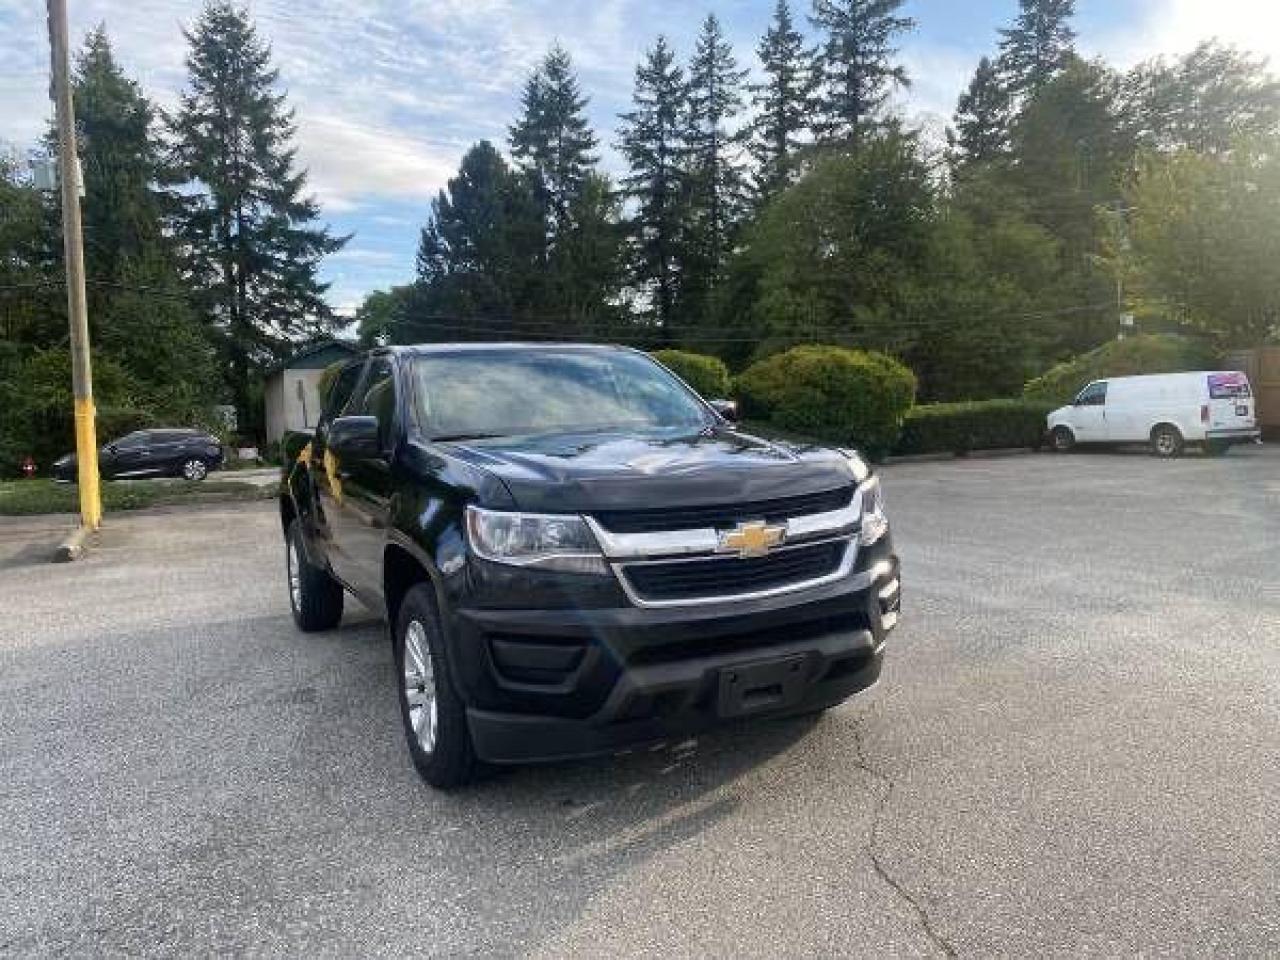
[171,1,347,431]
[810,0,915,144]
[509,45,599,231]
[950,56,1012,168]
[997,0,1077,102]
[414,141,546,339]
[1123,41,1280,154]
[72,28,218,417]
[617,36,690,335]
[682,14,749,322]
[750,0,817,202]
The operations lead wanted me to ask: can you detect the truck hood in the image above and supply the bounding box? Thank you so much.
[440,427,858,513]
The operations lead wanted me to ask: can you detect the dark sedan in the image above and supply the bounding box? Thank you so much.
[53,428,225,482]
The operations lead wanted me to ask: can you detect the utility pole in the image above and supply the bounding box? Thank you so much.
[47,0,102,530]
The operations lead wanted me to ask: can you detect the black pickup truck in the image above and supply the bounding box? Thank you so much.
[281,344,900,787]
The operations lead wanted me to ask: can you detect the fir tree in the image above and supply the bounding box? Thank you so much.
[509,44,599,231]
[683,14,749,319]
[997,0,1077,101]
[171,1,347,430]
[750,0,818,201]
[950,56,1012,167]
[71,27,219,417]
[617,36,690,335]
[810,0,915,144]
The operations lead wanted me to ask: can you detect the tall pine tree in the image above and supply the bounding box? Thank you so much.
[810,0,915,144]
[950,56,1012,168]
[172,1,346,431]
[415,141,546,339]
[509,45,599,231]
[682,14,749,324]
[750,0,817,202]
[997,0,1077,102]
[71,27,218,418]
[617,36,689,336]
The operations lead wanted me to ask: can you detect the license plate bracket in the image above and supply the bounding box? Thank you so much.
[717,655,808,719]
[1236,404,1249,417]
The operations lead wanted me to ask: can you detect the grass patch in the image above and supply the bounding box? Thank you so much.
[0,478,274,516]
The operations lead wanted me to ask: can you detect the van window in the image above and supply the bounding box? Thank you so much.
[1208,373,1251,400]
[1075,382,1107,406]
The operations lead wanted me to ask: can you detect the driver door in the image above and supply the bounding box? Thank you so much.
[1071,381,1109,441]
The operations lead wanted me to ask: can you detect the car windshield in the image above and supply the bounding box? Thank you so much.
[411,349,711,439]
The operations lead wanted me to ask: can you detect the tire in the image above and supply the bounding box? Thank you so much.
[1150,424,1185,459]
[394,584,477,789]
[286,519,344,632]
[1050,426,1076,453]
[180,457,209,481]
[1204,440,1230,457]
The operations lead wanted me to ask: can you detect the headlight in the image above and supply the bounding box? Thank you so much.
[465,506,608,575]
[859,476,890,546]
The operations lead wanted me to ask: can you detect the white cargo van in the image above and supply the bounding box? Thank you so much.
[1047,371,1260,458]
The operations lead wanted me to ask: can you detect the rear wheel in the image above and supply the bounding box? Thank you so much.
[180,457,209,481]
[1050,426,1076,453]
[1150,424,1185,459]
[286,519,344,631]
[395,584,477,789]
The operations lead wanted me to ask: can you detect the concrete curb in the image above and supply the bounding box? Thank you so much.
[53,524,94,562]
[884,446,1043,465]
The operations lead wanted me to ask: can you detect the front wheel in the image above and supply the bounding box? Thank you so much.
[180,457,209,481]
[1050,426,1076,453]
[1151,425,1185,459]
[395,584,477,789]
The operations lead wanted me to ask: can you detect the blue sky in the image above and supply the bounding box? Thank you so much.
[1,0,1274,317]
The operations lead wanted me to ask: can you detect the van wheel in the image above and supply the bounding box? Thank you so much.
[394,584,477,789]
[286,519,344,631]
[1151,425,1184,459]
[1050,426,1076,453]
[1204,440,1230,457]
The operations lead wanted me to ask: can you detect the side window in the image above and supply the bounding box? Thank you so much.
[113,431,147,449]
[324,362,366,423]
[357,359,397,451]
[1076,382,1107,407]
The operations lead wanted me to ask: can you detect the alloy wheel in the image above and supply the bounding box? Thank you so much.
[403,620,438,754]
[182,458,208,481]
[287,541,302,610]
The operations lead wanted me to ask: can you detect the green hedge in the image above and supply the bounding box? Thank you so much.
[1024,334,1219,406]
[736,345,916,455]
[894,399,1056,456]
[651,349,732,398]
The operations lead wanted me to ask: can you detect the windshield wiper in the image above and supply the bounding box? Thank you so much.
[428,432,508,443]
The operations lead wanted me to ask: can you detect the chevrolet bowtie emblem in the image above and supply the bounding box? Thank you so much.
[719,520,786,558]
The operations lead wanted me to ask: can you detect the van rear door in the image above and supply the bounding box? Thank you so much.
[1206,372,1256,432]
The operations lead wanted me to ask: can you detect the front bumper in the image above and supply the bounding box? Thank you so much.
[450,549,900,764]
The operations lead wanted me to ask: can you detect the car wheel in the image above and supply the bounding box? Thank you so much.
[180,457,209,481]
[1151,424,1184,459]
[1050,426,1076,453]
[1204,440,1230,457]
[286,519,343,632]
[395,583,477,789]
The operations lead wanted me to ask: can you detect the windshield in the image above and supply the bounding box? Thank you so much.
[411,349,711,439]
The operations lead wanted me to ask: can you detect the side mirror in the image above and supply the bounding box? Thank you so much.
[709,399,739,423]
[328,415,382,458]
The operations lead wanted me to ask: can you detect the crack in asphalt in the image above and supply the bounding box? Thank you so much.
[853,720,959,959]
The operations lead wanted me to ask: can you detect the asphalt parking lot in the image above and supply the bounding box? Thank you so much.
[3,446,1279,957]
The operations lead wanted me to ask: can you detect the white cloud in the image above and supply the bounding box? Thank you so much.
[1089,0,1280,68]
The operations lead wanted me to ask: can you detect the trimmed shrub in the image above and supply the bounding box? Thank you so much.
[894,399,1056,456]
[1024,334,1220,406]
[736,345,916,455]
[651,349,732,399]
